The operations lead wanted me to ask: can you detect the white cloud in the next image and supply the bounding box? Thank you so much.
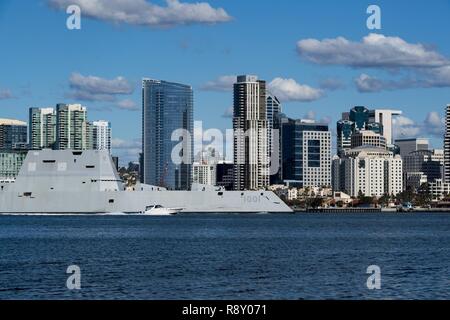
[268,78,324,102]
[423,65,450,87]
[297,33,450,92]
[200,75,236,91]
[319,78,345,91]
[354,74,385,93]
[297,33,449,69]
[424,111,445,137]
[301,110,333,125]
[222,106,233,118]
[393,116,422,139]
[0,88,14,100]
[354,73,416,92]
[355,68,450,93]
[393,112,445,139]
[117,99,138,111]
[201,76,325,102]
[111,138,141,164]
[68,73,133,102]
[303,110,316,120]
[48,0,231,27]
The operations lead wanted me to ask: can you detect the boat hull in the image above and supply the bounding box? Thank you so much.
[0,190,292,214]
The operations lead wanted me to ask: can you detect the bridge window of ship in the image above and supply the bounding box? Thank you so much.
[43,160,56,163]
[72,151,83,156]
[86,165,95,169]
[23,192,32,197]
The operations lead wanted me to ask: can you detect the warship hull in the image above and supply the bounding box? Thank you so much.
[0,150,292,214]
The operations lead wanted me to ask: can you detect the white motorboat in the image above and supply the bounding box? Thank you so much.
[143,205,183,216]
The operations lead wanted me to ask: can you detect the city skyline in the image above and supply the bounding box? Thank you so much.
[0,0,449,164]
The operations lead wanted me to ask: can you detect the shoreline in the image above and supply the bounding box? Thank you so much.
[294,208,450,213]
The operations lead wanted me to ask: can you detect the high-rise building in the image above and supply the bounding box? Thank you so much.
[266,94,282,184]
[0,150,27,179]
[369,109,402,145]
[91,120,111,152]
[266,94,282,129]
[233,75,269,191]
[336,106,402,157]
[351,130,387,149]
[395,138,430,159]
[337,106,385,156]
[403,149,444,190]
[336,120,353,157]
[444,104,450,183]
[142,78,193,190]
[281,118,331,188]
[333,146,402,197]
[0,119,27,150]
[216,161,234,191]
[55,104,89,150]
[349,106,370,131]
[192,163,216,186]
[29,108,56,150]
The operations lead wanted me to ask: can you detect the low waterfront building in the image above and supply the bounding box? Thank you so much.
[288,188,298,201]
[333,191,353,206]
[428,179,450,200]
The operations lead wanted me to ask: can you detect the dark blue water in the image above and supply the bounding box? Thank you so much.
[0,213,449,300]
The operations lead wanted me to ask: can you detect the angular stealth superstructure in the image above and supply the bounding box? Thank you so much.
[0,150,292,214]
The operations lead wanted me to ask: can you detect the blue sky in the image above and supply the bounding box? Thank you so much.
[0,0,449,163]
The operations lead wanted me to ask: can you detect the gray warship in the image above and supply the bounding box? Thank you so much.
[0,150,292,214]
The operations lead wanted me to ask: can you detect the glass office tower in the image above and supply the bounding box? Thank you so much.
[142,79,193,190]
[349,106,370,131]
[0,119,28,150]
[281,118,331,188]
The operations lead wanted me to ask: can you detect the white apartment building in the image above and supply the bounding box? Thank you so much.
[233,75,269,190]
[335,146,403,197]
[351,130,387,149]
[428,179,450,200]
[368,109,402,145]
[91,120,111,152]
[192,163,217,186]
[444,104,450,183]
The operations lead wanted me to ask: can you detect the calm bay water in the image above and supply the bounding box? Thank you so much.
[0,213,449,300]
